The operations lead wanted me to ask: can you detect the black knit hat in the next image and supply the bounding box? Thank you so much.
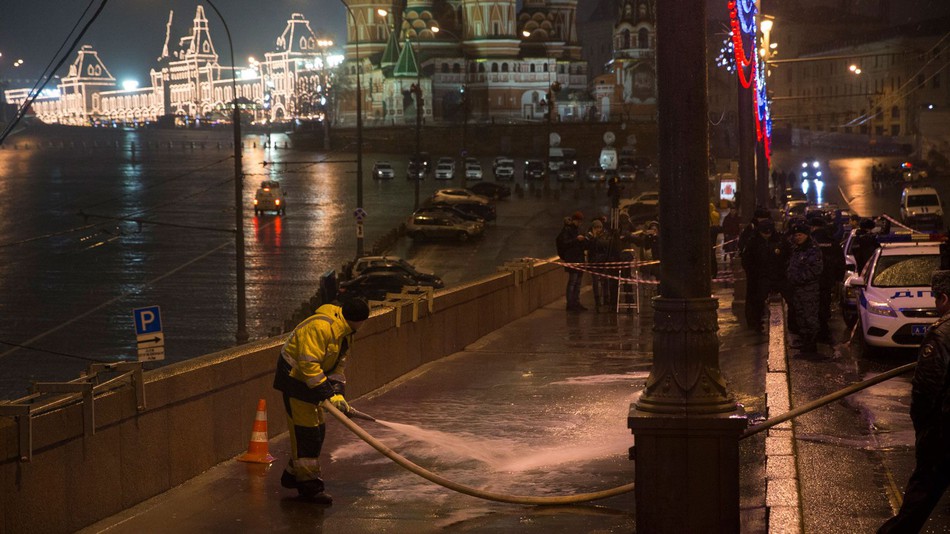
[342,298,370,322]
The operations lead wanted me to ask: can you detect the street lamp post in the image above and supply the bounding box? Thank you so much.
[544,79,561,195]
[411,82,423,209]
[430,26,467,159]
[341,0,365,258]
[205,1,248,343]
[628,0,746,531]
[755,17,774,207]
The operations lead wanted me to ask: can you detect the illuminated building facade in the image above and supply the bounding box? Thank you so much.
[336,0,593,125]
[4,7,333,127]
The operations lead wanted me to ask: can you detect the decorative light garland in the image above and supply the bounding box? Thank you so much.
[727,0,757,88]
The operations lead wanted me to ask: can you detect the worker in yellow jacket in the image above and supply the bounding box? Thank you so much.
[273,298,370,504]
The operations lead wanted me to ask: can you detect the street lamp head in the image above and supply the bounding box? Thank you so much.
[431,26,440,33]
[377,8,388,17]
[760,19,773,33]
[522,30,531,38]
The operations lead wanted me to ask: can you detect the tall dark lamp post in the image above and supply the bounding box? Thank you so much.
[627,0,745,532]
[410,82,423,209]
[430,26,467,158]
[341,0,364,258]
[544,80,560,194]
[205,1,248,343]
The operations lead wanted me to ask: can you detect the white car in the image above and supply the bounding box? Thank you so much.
[619,191,659,210]
[431,188,490,205]
[848,235,943,349]
[494,164,515,180]
[253,180,285,215]
[464,163,483,180]
[900,186,943,230]
[435,163,455,180]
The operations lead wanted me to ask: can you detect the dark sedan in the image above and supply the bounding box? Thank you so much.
[415,204,484,222]
[430,200,496,222]
[338,271,441,302]
[468,182,511,200]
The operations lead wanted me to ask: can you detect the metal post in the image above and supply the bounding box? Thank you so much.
[738,78,756,217]
[205,0,247,344]
[414,83,422,210]
[628,0,746,531]
[341,0,364,258]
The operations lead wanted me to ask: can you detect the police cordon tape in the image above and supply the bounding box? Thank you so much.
[880,213,927,234]
[530,258,738,285]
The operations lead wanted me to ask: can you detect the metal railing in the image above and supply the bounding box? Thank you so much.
[0,362,146,461]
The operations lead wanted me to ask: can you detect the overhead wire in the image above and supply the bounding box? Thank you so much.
[0,0,111,144]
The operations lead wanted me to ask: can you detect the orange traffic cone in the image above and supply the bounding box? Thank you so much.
[238,399,276,464]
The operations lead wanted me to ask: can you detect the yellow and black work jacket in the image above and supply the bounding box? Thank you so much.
[273,304,353,403]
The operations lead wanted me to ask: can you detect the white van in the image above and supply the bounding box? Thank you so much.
[900,186,943,231]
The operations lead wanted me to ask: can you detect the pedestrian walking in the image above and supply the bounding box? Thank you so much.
[878,267,950,533]
[721,202,741,260]
[272,298,371,504]
[742,219,776,332]
[587,218,612,312]
[556,211,588,311]
[786,222,823,355]
[809,217,845,343]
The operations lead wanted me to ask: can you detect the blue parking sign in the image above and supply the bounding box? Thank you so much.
[133,306,163,335]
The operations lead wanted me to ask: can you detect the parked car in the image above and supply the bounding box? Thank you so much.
[847,235,944,351]
[900,186,943,230]
[372,161,395,180]
[253,180,285,215]
[617,165,637,182]
[465,163,483,180]
[405,212,485,241]
[349,255,439,282]
[437,156,456,172]
[414,204,485,222]
[493,156,514,172]
[432,188,491,204]
[407,161,426,180]
[621,190,659,209]
[494,164,515,181]
[587,166,606,182]
[435,163,455,180]
[468,182,511,200]
[338,271,441,302]
[428,200,497,222]
[557,165,577,182]
[523,159,545,180]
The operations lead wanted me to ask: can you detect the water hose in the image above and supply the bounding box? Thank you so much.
[322,401,636,505]
[740,362,917,439]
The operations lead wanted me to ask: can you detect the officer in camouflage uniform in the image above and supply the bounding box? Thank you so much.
[786,222,823,355]
[879,262,950,532]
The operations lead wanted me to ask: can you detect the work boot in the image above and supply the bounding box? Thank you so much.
[298,489,333,505]
[280,469,298,489]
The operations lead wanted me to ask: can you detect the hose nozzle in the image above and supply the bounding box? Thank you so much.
[347,408,377,422]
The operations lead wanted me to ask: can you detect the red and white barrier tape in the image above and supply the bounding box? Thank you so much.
[532,258,737,285]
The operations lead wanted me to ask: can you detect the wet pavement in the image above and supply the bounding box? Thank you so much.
[78,280,771,533]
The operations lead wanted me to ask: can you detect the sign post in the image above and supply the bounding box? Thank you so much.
[133,305,165,362]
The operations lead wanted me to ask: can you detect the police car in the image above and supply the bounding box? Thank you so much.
[846,233,944,349]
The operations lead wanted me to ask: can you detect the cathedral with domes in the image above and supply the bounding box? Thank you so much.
[338,0,594,125]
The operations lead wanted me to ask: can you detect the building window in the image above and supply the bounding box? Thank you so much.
[478,63,485,73]
[543,63,549,72]
[638,28,649,49]
[470,63,477,73]
[623,29,631,49]
[502,63,509,72]
[530,64,536,73]
[491,63,498,72]
[441,63,449,73]
[891,106,900,119]
[453,63,461,73]
[891,124,900,136]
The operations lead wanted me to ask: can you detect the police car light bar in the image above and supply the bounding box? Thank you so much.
[877,232,947,244]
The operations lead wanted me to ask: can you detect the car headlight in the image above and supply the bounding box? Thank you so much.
[867,299,897,317]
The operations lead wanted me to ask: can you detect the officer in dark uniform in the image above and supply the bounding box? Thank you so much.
[852,218,880,274]
[741,219,776,332]
[878,258,950,532]
[809,217,845,343]
[786,222,823,355]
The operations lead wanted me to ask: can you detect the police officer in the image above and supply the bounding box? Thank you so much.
[273,298,370,503]
[742,218,776,332]
[786,222,823,355]
[878,266,950,532]
[809,217,845,343]
[852,218,880,274]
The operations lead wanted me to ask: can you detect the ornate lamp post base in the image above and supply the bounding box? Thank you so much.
[628,297,746,533]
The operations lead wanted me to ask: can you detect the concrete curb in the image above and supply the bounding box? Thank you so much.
[766,298,804,534]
